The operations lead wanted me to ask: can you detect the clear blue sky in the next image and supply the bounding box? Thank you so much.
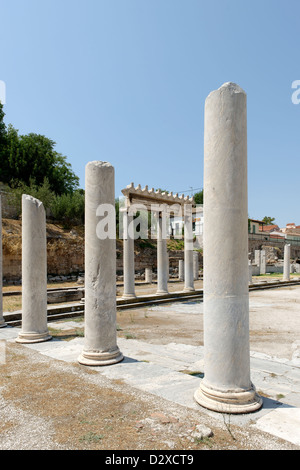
[0,0,299,228]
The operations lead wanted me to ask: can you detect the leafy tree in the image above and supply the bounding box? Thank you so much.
[7,178,56,216]
[0,103,8,180]
[0,102,79,194]
[194,189,203,205]
[262,216,276,225]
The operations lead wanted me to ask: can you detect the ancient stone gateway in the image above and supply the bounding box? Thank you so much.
[120,183,195,296]
[194,82,263,414]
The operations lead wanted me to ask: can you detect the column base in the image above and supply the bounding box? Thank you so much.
[194,381,263,415]
[156,290,168,295]
[183,287,195,292]
[121,293,136,300]
[16,331,52,344]
[78,347,124,366]
[0,319,7,328]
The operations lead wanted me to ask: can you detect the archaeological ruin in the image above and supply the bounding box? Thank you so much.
[1,82,300,422]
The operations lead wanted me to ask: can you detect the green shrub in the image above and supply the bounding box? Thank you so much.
[50,190,85,228]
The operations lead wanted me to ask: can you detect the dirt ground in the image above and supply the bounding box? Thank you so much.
[117,280,300,362]
[0,279,300,451]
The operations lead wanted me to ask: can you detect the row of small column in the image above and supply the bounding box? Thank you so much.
[0,83,262,415]
[1,82,293,415]
[122,205,197,299]
[1,164,123,365]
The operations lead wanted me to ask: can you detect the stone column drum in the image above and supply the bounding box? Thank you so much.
[156,212,168,294]
[184,204,194,292]
[16,195,51,343]
[122,209,136,299]
[178,259,184,281]
[145,267,152,284]
[194,82,262,414]
[283,244,291,281]
[248,260,253,284]
[193,251,199,281]
[0,196,7,328]
[254,250,261,268]
[260,250,266,275]
[78,161,123,366]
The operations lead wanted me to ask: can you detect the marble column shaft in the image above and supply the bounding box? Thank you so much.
[283,244,291,281]
[178,259,184,281]
[248,260,253,284]
[193,251,199,281]
[78,161,123,366]
[260,250,266,275]
[184,204,194,292]
[145,268,152,284]
[122,209,136,298]
[254,250,261,267]
[194,82,262,414]
[156,212,168,294]
[16,195,51,343]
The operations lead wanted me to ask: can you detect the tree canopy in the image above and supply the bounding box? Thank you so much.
[193,189,203,205]
[262,216,276,225]
[0,102,79,195]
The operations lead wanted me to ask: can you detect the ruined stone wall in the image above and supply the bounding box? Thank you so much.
[248,239,300,261]
[2,219,85,283]
[2,219,204,283]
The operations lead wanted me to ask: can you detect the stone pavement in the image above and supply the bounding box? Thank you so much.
[1,313,300,448]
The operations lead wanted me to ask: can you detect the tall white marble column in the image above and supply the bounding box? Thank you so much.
[283,244,291,281]
[78,161,123,366]
[194,82,262,414]
[122,209,136,299]
[0,196,7,328]
[184,204,194,292]
[156,212,168,294]
[16,195,51,343]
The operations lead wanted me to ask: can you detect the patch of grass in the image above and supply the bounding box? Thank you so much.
[194,436,213,447]
[3,296,22,312]
[138,240,156,249]
[180,370,204,378]
[48,327,84,341]
[75,329,84,337]
[79,431,103,443]
[167,239,185,251]
[124,332,136,340]
[257,390,271,398]
[48,327,61,337]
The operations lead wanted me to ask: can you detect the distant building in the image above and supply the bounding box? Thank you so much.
[170,206,204,241]
[259,224,280,233]
[248,219,264,234]
[281,223,300,243]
